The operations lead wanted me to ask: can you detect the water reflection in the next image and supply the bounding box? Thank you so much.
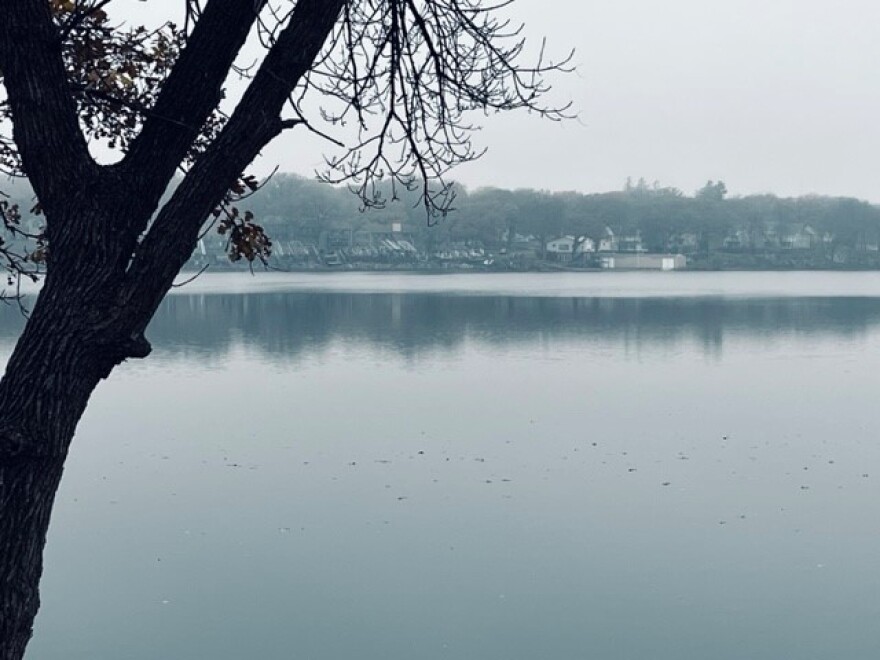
[141,294,880,360]
[3,293,876,363]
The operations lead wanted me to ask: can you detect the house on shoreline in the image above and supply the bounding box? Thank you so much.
[545,236,595,262]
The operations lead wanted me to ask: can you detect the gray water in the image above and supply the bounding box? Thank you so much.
[6,272,880,659]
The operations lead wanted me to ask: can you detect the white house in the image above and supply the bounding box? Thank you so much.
[545,236,596,261]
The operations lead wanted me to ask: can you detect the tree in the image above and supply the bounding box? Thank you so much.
[0,2,570,657]
[516,189,563,259]
[696,179,728,202]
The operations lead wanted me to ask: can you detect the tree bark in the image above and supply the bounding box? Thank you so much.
[0,2,344,656]
[0,265,145,658]
[0,458,65,660]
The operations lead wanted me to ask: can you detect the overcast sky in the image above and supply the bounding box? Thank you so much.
[121,1,880,201]
[443,0,880,202]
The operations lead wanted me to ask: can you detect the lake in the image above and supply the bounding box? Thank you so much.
[6,272,880,659]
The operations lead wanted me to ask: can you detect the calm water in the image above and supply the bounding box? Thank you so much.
[5,272,880,659]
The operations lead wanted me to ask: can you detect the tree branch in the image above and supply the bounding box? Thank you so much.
[0,0,96,213]
[121,0,346,321]
[121,0,267,207]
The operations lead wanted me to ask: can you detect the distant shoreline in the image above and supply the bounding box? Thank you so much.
[180,262,880,274]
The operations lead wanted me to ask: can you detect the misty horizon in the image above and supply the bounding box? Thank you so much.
[92,0,880,204]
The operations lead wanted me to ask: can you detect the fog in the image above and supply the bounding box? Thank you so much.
[108,0,880,201]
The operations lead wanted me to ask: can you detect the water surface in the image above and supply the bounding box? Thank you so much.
[5,272,879,660]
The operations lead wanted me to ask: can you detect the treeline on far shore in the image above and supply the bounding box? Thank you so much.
[230,175,880,270]
[5,174,880,270]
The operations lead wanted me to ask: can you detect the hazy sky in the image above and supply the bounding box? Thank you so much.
[443,0,880,202]
[117,1,880,201]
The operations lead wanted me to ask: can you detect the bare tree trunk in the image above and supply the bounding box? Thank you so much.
[0,458,65,660]
[0,272,141,659]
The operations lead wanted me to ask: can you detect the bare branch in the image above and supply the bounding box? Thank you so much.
[122,0,268,207]
[122,0,347,319]
[0,0,96,211]
[305,0,573,218]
